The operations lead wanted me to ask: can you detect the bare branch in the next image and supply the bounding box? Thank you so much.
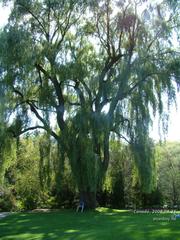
[67,101,80,106]
[12,87,23,98]
[113,130,131,144]
[19,126,45,135]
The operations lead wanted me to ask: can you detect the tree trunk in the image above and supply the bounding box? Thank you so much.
[80,190,96,209]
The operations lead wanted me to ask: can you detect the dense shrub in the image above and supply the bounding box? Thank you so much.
[0,188,16,211]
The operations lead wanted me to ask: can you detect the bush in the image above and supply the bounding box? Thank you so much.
[0,188,16,211]
[22,196,38,210]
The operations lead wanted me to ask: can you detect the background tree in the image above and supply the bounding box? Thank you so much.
[156,142,180,207]
[101,140,128,209]
[0,132,179,211]
[0,0,180,208]
[14,136,42,210]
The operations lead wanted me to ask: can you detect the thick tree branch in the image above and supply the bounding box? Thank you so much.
[35,63,66,130]
[74,80,85,106]
[102,132,110,172]
[79,79,93,105]
[35,63,64,107]
[95,57,122,112]
[12,87,59,140]
[105,0,112,58]
[19,126,45,135]
[26,100,58,139]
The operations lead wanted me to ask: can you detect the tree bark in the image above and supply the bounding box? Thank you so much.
[80,190,96,209]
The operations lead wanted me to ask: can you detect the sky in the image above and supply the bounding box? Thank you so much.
[0,3,180,142]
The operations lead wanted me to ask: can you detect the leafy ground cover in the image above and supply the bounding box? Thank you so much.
[0,208,179,240]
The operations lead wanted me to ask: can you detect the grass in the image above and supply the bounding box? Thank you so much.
[0,208,180,240]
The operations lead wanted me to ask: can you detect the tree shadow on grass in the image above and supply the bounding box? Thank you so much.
[0,209,179,240]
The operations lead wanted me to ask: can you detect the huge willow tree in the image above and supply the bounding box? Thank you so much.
[0,0,180,208]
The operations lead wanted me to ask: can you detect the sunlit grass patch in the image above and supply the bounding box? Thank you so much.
[0,208,179,240]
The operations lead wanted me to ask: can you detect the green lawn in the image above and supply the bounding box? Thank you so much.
[0,208,179,240]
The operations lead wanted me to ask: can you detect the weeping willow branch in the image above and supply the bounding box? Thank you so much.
[17,2,49,40]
